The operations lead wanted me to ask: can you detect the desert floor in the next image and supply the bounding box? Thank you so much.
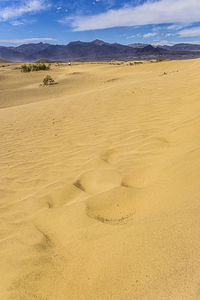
[1,59,200,299]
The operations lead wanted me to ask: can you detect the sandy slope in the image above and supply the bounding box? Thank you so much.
[1,60,200,299]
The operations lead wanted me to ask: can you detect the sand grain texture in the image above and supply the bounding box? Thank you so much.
[1,60,200,299]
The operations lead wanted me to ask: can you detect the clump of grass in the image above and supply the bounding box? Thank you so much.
[32,63,50,71]
[21,64,32,72]
[156,58,171,62]
[21,63,50,72]
[129,61,143,65]
[43,75,55,86]
[109,61,123,65]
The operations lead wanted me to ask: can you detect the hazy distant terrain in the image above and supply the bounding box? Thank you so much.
[1,40,200,62]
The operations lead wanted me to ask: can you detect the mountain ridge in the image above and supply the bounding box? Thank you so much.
[1,40,200,62]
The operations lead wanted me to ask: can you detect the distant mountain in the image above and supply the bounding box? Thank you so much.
[35,59,55,63]
[0,46,31,62]
[35,40,139,61]
[0,58,11,63]
[1,40,200,62]
[159,43,200,52]
[129,43,149,48]
[92,39,110,46]
[136,45,165,55]
[14,42,50,55]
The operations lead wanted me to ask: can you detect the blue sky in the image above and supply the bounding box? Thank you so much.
[1,0,200,46]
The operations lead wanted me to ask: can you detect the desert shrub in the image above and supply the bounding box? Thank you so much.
[156,58,170,62]
[32,63,50,71]
[134,61,143,65]
[129,61,143,66]
[21,64,32,72]
[21,63,50,72]
[43,75,55,86]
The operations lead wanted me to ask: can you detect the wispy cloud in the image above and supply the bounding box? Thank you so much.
[66,0,200,31]
[167,23,187,31]
[0,38,57,44]
[153,40,176,46]
[143,32,157,38]
[153,40,200,46]
[165,33,175,37]
[10,20,24,26]
[0,0,48,22]
[178,27,200,37]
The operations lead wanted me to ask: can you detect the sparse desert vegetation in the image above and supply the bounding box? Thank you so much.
[21,63,51,72]
[129,61,143,65]
[156,58,171,62]
[43,75,55,86]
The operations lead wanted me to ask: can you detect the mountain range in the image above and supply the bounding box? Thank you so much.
[1,40,200,62]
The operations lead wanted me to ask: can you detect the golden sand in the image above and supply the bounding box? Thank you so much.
[0,60,200,299]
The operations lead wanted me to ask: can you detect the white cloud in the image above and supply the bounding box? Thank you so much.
[0,38,57,44]
[0,0,48,22]
[143,32,157,38]
[165,33,175,37]
[178,27,200,37]
[153,40,200,46]
[153,40,176,46]
[10,20,24,26]
[167,23,187,30]
[67,0,200,31]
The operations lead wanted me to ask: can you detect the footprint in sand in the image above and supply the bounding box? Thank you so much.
[74,169,121,194]
[121,167,158,188]
[86,186,139,225]
[16,223,52,250]
[41,184,85,208]
[101,149,119,164]
[73,167,140,225]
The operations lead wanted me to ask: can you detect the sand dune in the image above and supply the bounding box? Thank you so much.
[1,59,200,299]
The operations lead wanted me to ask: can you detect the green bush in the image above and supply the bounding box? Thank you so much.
[21,64,32,72]
[129,61,143,65]
[43,75,55,86]
[156,58,170,62]
[134,61,143,65]
[32,63,50,71]
[21,63,50,72]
